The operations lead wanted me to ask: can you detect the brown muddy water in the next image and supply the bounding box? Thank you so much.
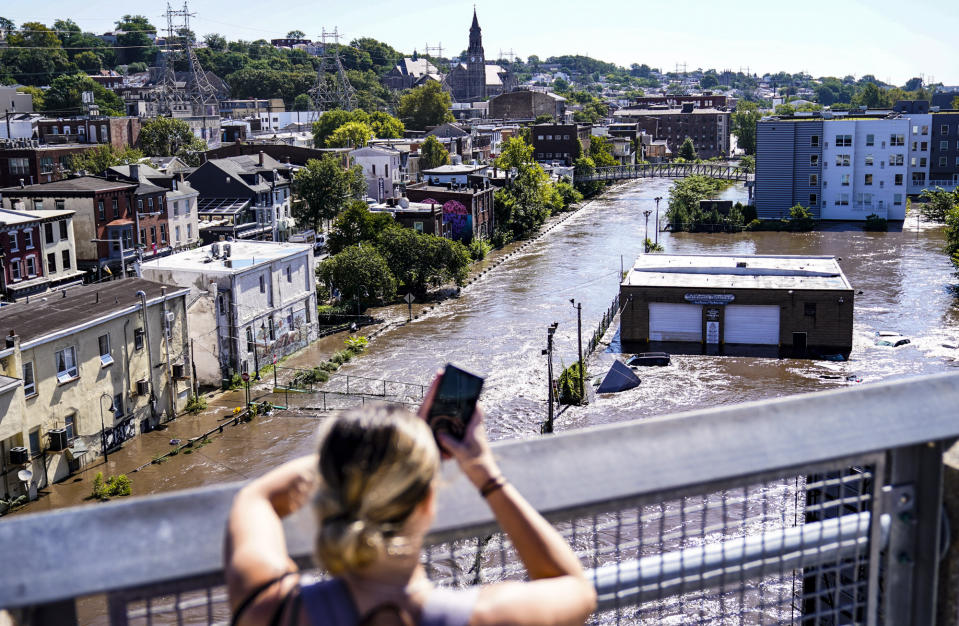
[23,177,959,507]
[17,177,959,624]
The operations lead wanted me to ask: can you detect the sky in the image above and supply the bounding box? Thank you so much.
[4,0,957,86]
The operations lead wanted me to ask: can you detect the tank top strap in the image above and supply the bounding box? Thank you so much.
[300,577,360,626]
[419,586,480,626]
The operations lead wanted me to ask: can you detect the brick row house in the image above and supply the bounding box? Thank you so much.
[1,176,172,277]
[0,208,84,300]
[0,142,97,188]
[405,181,495,242]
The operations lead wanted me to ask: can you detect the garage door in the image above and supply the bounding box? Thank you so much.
[723,305,781,345]
[649,303,702,342]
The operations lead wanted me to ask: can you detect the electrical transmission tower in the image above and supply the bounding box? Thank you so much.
[311,27,356,112]
[153,1,219,117]
[423,42,444,58]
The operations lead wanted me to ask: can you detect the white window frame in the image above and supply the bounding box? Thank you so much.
[9,230,18,252]
[98,333,113,366]
[22,361,36,397]
[10,259,21,282]
[56,346,79,383]
[25,256,36,277]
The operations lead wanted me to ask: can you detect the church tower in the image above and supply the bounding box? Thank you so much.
[465,9,486,101]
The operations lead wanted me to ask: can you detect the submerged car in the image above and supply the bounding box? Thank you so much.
[875,331,911,347]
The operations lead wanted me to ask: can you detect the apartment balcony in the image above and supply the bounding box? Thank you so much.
[2,373,959,624]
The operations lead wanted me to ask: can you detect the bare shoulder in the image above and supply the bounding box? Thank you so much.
[469,578,596,626]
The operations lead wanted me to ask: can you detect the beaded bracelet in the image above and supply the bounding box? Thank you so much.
[479,475,507,498]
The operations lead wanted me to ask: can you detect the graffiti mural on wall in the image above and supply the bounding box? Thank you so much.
[442,200,472,241]
[104,418,137,451]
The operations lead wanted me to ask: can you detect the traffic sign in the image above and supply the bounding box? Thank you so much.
[272,354,277,365]
[241,372,250,382]
[404,293,415,304]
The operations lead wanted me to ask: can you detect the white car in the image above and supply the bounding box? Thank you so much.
[875,331,911,347]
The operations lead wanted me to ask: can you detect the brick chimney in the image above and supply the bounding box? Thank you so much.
[258,151,265,167]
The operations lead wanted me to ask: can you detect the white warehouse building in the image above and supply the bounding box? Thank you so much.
[140,241,317,386]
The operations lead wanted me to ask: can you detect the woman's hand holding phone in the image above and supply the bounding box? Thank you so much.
[419,371,501,488]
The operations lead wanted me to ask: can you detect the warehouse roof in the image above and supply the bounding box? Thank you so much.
[623,254,852,291]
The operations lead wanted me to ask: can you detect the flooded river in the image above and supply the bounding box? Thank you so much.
[27,177,959,508]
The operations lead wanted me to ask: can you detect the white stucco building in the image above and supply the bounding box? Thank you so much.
[166,178,200,249]
[140,241,317,386]
[350,146,402,201]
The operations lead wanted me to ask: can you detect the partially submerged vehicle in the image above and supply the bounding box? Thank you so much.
[876,331,911,347]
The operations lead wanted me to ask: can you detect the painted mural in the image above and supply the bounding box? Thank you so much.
[442,200,472,242]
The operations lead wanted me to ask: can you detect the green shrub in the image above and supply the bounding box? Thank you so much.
[332,349,352,364]
[558,362,589,405]
[740,202,758,223]
[314,369,330,383]
[468,239,492,261]
[320,361,338,372]
[91,472,132,500]
[490,228,513,249]
[185,394,207,414]
[224,373,243,391]
[644,238,664,252]
[788,204,815,231]
[864,213,888,232]
[345,335,368,354]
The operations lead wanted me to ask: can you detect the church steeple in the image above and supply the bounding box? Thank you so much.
[468,8,483,57]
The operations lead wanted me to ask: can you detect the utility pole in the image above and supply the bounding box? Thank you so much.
[541,322,558,434]
[643,209,652,252]
[654,197,663,246]
[571,299,584,403]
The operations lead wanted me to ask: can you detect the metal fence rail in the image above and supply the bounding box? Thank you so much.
[2,372,958,624]
[575,162,755,183]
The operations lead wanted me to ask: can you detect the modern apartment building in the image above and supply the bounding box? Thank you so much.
[930,112,959,186]
[756,111,935,220]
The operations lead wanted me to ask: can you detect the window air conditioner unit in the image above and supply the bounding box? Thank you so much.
[48,428,68,452]
[9,446,29,465]
[136,379,150,396]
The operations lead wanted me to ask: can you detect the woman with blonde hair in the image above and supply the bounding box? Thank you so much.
[225,376,596,625]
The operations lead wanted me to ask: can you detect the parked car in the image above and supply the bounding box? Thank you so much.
[876,331,911,347]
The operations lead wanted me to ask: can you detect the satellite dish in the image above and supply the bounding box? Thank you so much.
[17,468,32,482]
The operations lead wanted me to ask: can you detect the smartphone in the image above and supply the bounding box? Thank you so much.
[426,363,485,445]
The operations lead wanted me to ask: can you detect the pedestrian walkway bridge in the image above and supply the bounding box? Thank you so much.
[2,373,957,624]
[575,162,754,183]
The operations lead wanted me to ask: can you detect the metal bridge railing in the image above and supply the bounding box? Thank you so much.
[2,372,958,624]
[576,162,755,183]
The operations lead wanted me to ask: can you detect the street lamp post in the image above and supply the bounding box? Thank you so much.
[542,322,559,434]
[654,196,663,246]
[98,393,115,462]
[571,299,584,403]
[643,210,652,252]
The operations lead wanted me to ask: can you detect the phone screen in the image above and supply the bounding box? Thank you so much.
[426,364,484,444]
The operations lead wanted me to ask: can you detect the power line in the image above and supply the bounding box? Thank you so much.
[2,44,176,51]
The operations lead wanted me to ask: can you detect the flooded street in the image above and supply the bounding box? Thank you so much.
[22,177,959,508]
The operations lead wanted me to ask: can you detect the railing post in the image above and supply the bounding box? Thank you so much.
[938,444,959,626]
[883,442,945,624]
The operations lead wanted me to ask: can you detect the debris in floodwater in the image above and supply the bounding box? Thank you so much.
[597,361,641,394]
[169,439,181,445]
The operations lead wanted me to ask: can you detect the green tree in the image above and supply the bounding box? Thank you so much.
[312,109,354,147]
[534,114,554,124]
[286,30,305,39]
[139,117,206,160]
[292,93,313,111]
[588,136,618,167]
[852,82,888,109]
[919,187,959,222]
[44,73,124,116]
[952,96,959,111]
[419,136,450,170]
[396,81,454,130]
[114,15,157,64]
[495,136,534,170]
[318,244,397,304]
[731,101,761,155]
[326,121,373,148]
[573,155,603,197]
[293,157,367,233]
[68,145,144,175]
[555,181,583,210]
[496,163,554,238]
[74,50,102,72]
[944,204,959,272]
[699,74,719,89]
[368,111,404,138]
[377,226,470,296]
[678,137,697,160]
[325,201,395,254]
[204,33,227,51]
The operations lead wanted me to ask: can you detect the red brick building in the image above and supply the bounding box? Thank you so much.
[0,177,168,275]
[0,217,43,294]
[0,143,97,188]
[405,181,495,241]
